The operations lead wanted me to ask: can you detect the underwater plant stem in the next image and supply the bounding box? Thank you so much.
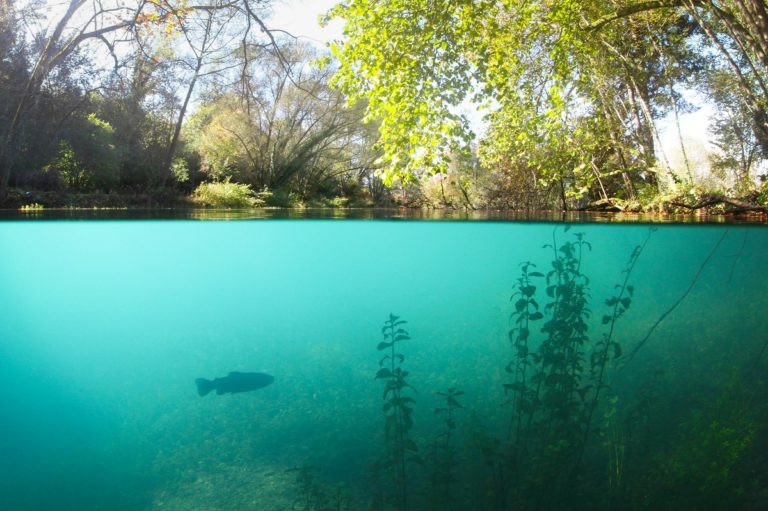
[752,339,768,373]
[727,230,748,283]
[526,228,564,431]
[625,229,729,363]
[574,228,652,477]
[388,326,408,510]
[508,269,532,445]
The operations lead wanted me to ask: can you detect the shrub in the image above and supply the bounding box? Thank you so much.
[191,181,258,208]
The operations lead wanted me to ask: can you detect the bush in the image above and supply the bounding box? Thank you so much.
[191,181,258,208]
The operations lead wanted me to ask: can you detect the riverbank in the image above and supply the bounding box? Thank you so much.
[1,187,766,222]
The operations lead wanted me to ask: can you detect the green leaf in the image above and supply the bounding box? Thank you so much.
[376,368,393,379]
[602,315,612,325]
[447,397,462,408]
[377,341,393,350]
[504,382,526,393]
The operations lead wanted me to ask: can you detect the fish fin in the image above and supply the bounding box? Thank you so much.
[195,378,215,397]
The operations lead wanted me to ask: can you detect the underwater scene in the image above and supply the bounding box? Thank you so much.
[0,219,766,511]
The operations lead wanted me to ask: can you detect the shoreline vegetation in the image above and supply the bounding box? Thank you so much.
[2,187,767,220]
[1,1,767,218]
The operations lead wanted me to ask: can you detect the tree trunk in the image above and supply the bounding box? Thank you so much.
[160,70,200,187]
[160,10,215,188]
[0,0,85,203]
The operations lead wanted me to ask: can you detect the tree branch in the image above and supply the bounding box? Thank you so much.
[584,0,692,32]
[670,193,768,214]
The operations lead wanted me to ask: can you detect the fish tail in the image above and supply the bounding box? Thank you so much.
[195,378,215,397]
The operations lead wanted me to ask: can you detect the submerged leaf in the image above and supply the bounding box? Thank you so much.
[504,382,526,393]
[376,368,393,379]
[377,341,393,350]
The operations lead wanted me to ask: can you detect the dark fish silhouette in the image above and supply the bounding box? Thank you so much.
[195,371,274,396]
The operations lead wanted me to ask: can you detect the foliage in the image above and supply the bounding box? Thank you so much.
[375,314,419,510]
[170,157,190,184]
[2,0,767,209]
[36,114,120,192]
[19,202,44,211]
[191,180,259,208]
[420,150,479,209]
[640,375,760,510]
[426,388,463,511]
[707,71,767,195]
[327,0,768,209]
[44,141,87,191]
[186,42,380,204]
[287,465,351,511]
[497,227,653,506]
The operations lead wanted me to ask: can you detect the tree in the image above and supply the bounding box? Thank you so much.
[159,1,242,187]
[707,71,766,193]
[188,42,378,201]
[327,0,767,207]
[0,0,152,201]
[0,0,297,203]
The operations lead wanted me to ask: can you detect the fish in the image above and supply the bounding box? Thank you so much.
[195,371,274,396]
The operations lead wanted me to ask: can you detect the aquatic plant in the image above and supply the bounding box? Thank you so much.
[505,261,542,444]
[426,388,464,511]
[640,373,759,510]
[601,369,664,506]
[375,314,419,510]
[287,465,351,511]
[574,228,653,473]
[500,227,654,508]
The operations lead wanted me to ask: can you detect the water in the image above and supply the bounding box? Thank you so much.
[0,219,766,510]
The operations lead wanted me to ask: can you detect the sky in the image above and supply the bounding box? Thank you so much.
[266,0,343,46]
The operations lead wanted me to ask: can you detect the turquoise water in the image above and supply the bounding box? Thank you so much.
[0,220,766,510]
